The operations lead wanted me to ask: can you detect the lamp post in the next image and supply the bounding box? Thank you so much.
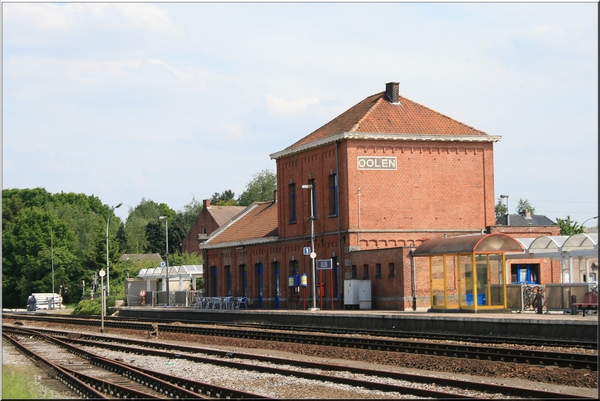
[50,228,55,302]
[99,268,106,333]
[580,216,598,230]
[500,195,509,226]
[301,184,319,311]
[159,216,170,306]
[106,202,123,296]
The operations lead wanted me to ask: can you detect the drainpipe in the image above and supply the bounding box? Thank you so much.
[411,248,417,311]
[335,140,343,307]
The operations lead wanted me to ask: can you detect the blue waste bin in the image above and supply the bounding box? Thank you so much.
[465,293,486,305]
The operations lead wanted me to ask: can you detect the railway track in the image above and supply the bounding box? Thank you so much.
[4,313,596,371]
[5,312,597,349]
[3,325,591,399]
[3,326,266,399]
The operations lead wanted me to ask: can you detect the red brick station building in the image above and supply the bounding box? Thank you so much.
[181,82,561,311]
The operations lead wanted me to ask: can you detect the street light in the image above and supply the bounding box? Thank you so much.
[50,228,54,298]
[99,268,106,333]
[301,184,319,311]
[580,216,598,230]
[500,195,509,226]
[106,202,123,296]
[159,216,170,306]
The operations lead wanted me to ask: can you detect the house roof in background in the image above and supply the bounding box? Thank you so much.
[206,205,246,226]
[496,214,557,227]
[201,201,278,248]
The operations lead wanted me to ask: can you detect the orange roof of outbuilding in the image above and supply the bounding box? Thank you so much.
[202,201,278,247]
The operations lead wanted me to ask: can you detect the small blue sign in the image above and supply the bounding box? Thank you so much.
[303,247,311,255]
[316,259,333,270]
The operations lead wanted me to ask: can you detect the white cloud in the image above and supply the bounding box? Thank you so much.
[266,94,321,116]
[87,3,182,38]
[3,3,182,42]
[530,24,565,39]
[215,123,245,140]
[4,3,86,31]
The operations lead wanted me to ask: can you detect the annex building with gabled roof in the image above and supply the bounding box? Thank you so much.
[181,199,246,255]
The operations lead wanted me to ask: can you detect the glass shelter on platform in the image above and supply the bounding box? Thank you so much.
[413,233,524,311]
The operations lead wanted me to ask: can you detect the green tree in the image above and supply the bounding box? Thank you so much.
[556,216,585,236]
[123,199,171,253]
[2,187,52,209]
[116,222,128,253]
[495,198,508,222]
[146,214,190,257]
[211,190,236,205]
[169,251,204,266]
[237,169,277,206]
[178,196,203,233]
[2,207,80,307]
[516,198,535,214]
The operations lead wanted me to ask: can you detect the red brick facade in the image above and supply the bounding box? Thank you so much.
[196,83,557,310]
[181,200,245,255]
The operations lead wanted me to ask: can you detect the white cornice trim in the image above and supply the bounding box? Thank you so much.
[270,132,501,160]
[199,236,279,250]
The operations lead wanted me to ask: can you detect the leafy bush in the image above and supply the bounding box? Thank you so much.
[72,299,102,315]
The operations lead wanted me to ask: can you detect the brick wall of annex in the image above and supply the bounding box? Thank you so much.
[181,208,221,256]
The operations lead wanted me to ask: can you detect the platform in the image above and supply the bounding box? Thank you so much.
[117,307,598,341]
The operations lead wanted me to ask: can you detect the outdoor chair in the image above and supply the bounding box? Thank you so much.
[237,297,248,309]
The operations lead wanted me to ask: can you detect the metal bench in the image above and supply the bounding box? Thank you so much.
[573,291,598,316]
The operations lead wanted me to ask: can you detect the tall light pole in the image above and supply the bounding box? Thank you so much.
[50,228,55,307]
[301,184,319,311]
[159,216,170,306]
[580,216,598,230]
[99,268,105,333]
[500,195,509,226]
[106,202,123,296]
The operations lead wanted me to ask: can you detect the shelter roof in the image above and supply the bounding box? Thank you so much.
[527,233,598,253]
[509,233,598,259]
[120,253,163,263]
[137,265,203,279]
[413,233,524,256]
[200,201,278,248]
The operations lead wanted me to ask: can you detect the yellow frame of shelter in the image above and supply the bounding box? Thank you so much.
[413,233,524,311]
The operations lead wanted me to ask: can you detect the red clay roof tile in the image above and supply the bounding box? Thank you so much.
[288,91,487,149]
[207,201,278,245]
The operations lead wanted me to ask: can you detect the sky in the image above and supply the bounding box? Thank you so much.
[2,2,598,226]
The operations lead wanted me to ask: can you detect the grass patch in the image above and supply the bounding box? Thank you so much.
[2,364,54,399]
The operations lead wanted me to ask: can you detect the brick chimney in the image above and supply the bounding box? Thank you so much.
[385,82,399,103]
[203,199,211,209]
[519,209,532,219]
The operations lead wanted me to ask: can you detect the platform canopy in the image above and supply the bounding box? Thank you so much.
[413,233,524,256]
[510,233,598,259]
[137,265,203,279]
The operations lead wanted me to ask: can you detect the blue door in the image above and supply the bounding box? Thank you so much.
[256,263,263,308]
[225,266,232,296]
[273,262,281,309]
[210,266,218,296]
[240,264,247,297]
